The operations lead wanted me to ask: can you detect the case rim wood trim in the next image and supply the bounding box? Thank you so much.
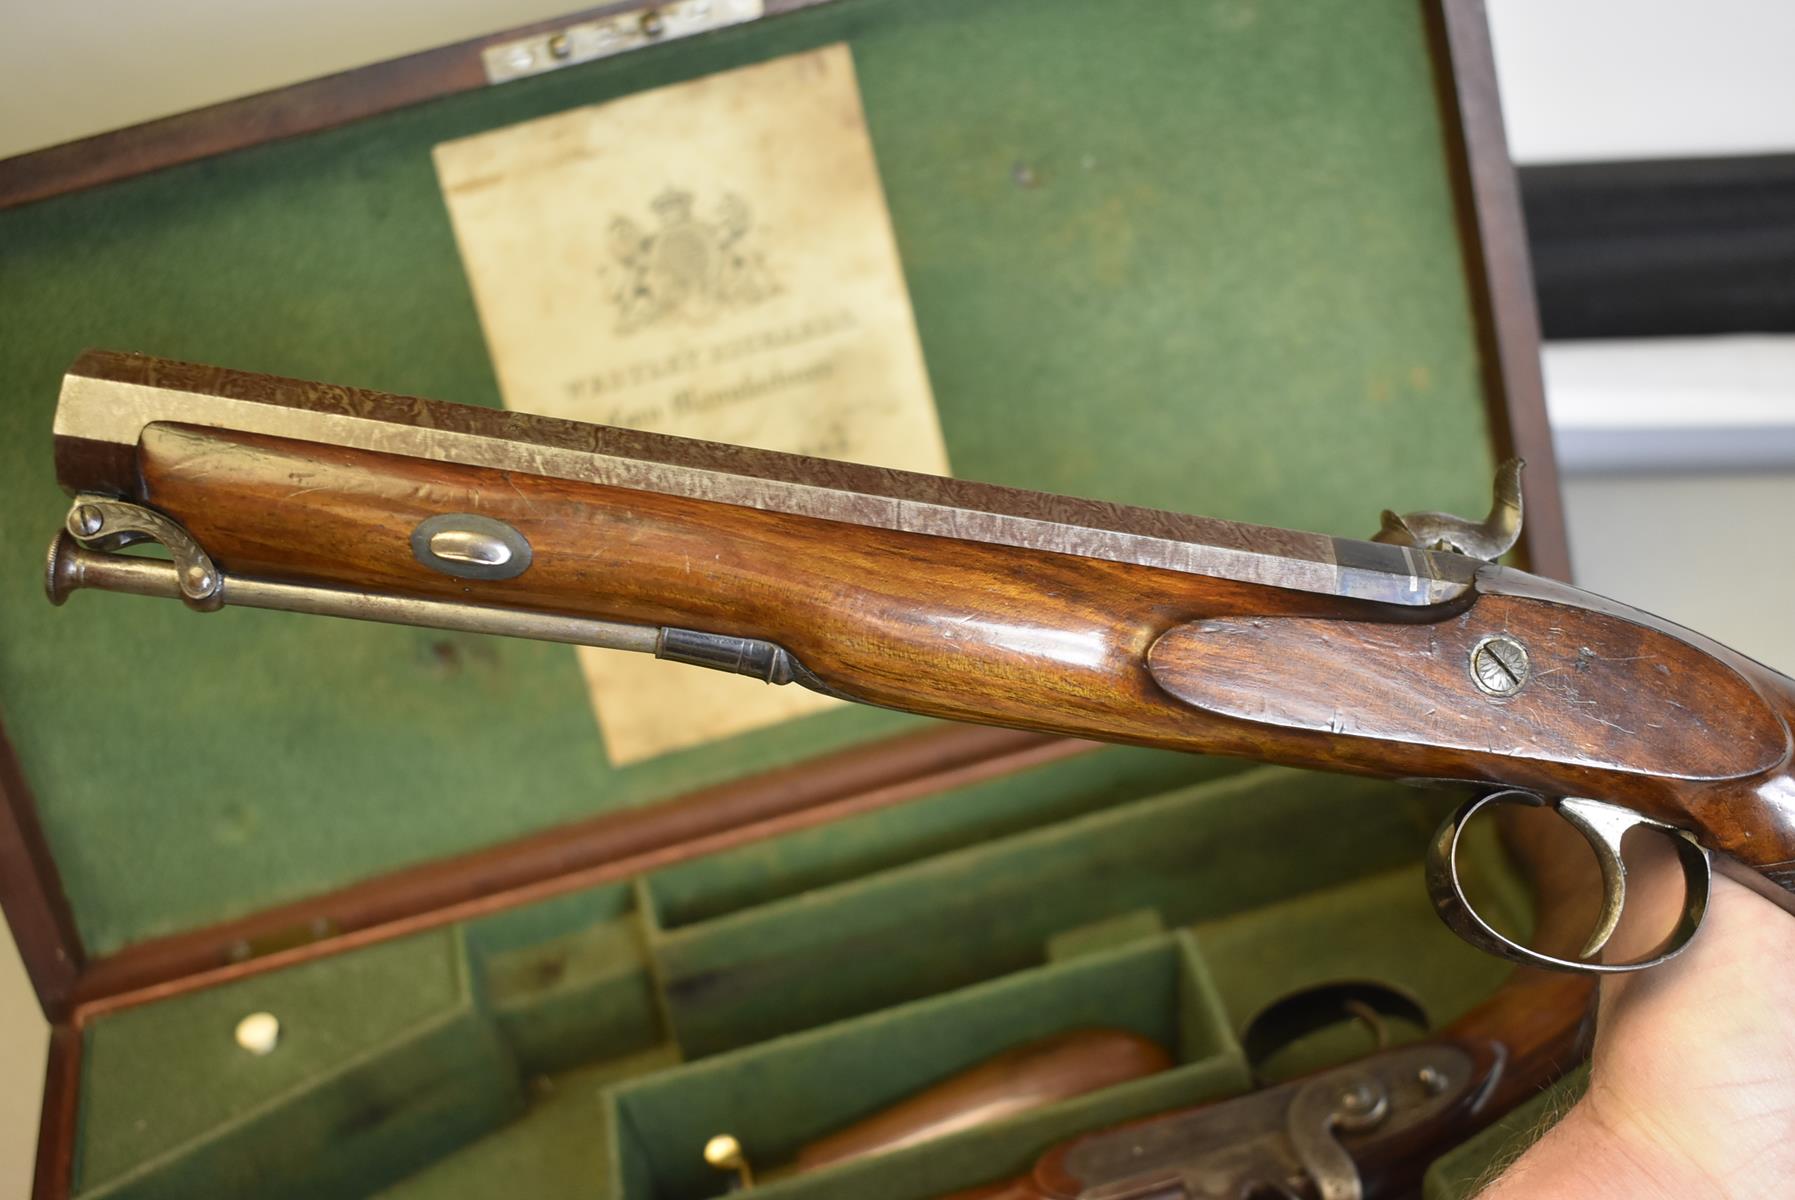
[0,2,1563,1196]
[1426,0,1567,583]
[0,0,838,212]
[0,721,84,1018]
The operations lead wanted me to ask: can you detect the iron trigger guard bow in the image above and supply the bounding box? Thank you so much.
[1426,789,1711,973]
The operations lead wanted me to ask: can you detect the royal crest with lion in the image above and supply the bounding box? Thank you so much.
[607,189,781,333]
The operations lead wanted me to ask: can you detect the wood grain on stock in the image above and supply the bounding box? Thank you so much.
[795,1031,1171,1173]
[131,422,1363,751]
[130,421,1795,885]
[1150,612,1786,785]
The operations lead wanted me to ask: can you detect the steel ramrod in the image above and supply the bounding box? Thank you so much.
[44,350,1795,975]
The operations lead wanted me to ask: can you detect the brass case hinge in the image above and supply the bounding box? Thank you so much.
[482,0,766,84]
[226,917,342,964]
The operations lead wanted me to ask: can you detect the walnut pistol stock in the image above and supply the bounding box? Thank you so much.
[700,1030,1172,1187]
[45,351,1795,973]
[935,1043,1497,1200]
[793,1030,1172,1174]
[930,974,1588,1200]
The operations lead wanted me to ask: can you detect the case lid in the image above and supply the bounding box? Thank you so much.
[0,0,1554,980]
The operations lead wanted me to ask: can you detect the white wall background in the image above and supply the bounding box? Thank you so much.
[0,0,579,160]
[1487,0,1795,162]
[1486,2,1795,679]
[3,3,1794,1197]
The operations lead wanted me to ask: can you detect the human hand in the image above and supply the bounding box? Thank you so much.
[1481,842,1795,1198]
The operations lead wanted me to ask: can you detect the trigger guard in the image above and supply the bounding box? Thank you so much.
[1425,790,1711,975]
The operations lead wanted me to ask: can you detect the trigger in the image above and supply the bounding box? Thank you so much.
[1557,797,1644,960]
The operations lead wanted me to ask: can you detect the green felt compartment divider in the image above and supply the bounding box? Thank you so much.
[68,769,1530,1198]
[74,929,522,1199]
[634,877,686,1073]
[1190,851,1523,1083]
[645,746,1242,928]
[606,932,1247,1200]
[646,765,1451,1057]
[474,750,1237,1078]
[1048,909,1168,961]
[468,879,678,1076]
[484,908,667,1078]
[376,1046,683,1200]
[464,879,639,960]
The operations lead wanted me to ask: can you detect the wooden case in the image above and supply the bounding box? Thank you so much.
[0,2,1568,1196]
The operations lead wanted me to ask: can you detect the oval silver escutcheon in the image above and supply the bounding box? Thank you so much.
[411,514,533,581]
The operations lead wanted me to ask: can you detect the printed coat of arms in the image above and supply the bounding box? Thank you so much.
[608,189,781,333]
